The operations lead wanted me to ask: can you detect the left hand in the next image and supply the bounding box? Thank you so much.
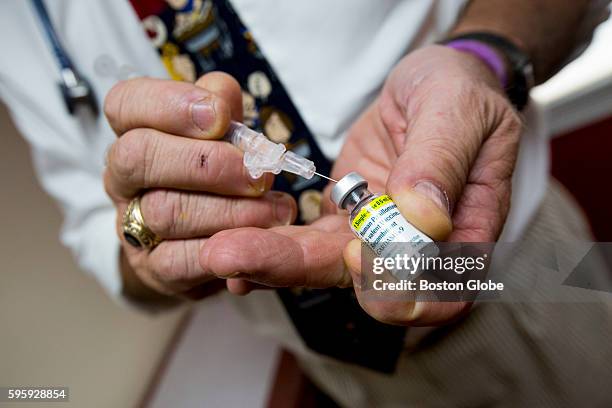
[200,45,522,326]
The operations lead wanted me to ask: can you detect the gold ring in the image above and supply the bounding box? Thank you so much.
[122,196,162,250]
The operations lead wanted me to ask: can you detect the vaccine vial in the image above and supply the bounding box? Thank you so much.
[331,172,438,263]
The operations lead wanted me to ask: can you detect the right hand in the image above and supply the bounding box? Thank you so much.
[103,73,297,300]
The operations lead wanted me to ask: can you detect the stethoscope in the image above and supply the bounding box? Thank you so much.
[31,0,99,116]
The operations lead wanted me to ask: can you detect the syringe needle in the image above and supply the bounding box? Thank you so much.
[314,172,338,183]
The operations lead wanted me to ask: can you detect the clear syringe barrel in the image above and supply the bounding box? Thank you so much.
[227,121,257,151]
[226,121,316,180]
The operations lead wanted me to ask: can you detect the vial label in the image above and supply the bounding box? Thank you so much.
[351,195,432,259]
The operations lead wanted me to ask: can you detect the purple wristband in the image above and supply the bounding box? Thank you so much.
[445,39,508,88]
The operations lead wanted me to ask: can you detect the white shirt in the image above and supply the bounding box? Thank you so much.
[0,0,547,300]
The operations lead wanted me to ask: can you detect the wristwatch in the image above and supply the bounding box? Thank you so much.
[442,32,535,111]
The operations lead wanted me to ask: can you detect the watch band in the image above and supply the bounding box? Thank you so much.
[445,39,509,87]
[442,32,535,111]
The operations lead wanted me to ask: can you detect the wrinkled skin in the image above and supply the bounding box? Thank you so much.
[201,45,522,325]
[104,45,521,324]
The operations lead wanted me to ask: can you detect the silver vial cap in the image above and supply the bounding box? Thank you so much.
[331,172,368,208]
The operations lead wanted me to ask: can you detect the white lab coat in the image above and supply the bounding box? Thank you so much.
[0,0,547,301]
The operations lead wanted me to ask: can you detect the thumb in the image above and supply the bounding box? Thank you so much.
[343,238,469,326]
[390,180,452,242]
[384,88,487,241]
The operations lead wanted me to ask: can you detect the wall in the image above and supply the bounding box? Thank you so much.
[0,103,186,408]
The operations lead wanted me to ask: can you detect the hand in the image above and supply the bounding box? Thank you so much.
[103,73,297,300]
[339,45,522,324]
[200,45,521,326]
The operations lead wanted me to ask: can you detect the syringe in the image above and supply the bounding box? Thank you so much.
[226,121,336,182]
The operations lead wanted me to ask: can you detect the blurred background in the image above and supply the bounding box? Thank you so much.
[1,11,611,408]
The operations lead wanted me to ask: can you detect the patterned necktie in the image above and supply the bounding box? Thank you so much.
[130,0,406,373]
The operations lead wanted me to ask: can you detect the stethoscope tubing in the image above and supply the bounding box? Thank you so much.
[30,0,75,71]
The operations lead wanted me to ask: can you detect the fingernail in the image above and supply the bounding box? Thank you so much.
[271,192,295,225]
[345,239,363,286]
[248,174,267,194]
[413,181,451,215]
[409,301,424,321]
[347,262,361,290]
[191,99,216,132]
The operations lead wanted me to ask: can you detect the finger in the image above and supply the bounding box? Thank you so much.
[140,189,296,239]
[321,182,338,216]
[105,128,273,200]
[195,72,243,122]
[343,239,362,283]
[104,76,237,139]
[448,112,521,242]
[226,279,271,296]
[381,81,510,240]
[130,238,213,296]
[199,216,354,288]
[343,239,470,325]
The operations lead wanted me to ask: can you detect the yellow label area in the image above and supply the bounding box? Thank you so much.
[370,195,392,210]
[351,195,394,230]
[352,207,372,230]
